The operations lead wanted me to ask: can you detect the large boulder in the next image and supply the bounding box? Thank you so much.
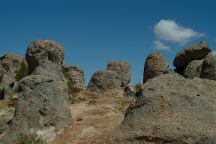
[87,70,121,94]
[183,59,203,78]
[107,61,131,87]
[108,73,216,144]
[0,40,72,143]
[174,42,211,70]
[143,52,169,83]
[201,53,216,80]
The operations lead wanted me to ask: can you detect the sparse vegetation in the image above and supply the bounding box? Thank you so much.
[15,61,28,81]
[134,83,142,92]
[17,133,46,144]
[62,66,82,104]
[87,99,97,105]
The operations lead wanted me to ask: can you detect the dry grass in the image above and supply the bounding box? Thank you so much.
[49,90,134,144]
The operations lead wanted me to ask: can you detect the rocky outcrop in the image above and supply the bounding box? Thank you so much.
[0,40,72,143]
[107,61,131,88]
[201,53,216,80]
[183,59,203,78]
[143,52,169,83]
[108,73,216,144]
[87,70,121,94]
[174,42,211,70]
[63,65,85,89]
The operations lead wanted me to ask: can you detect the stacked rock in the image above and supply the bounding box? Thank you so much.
[173,41,211,78]
[87,61,131,94]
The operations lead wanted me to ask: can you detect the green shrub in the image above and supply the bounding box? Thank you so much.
[15,62,28,81]
[17,133,46,144]
[134,83,142,92]
[62,67,81,104]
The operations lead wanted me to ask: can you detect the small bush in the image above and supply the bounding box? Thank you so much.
[15,62,28,81]
[62,67,81,104]
[134,83,142,92]
[17,133,46,144]
[87,99,96,105]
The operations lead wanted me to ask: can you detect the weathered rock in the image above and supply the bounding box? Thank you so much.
[201,53,216,80]
[26,40,64,74]
[0,40,72,143]
[174,42,211,70]
[107,61,131,87]
[108,73,216,144]
[11,73,72,129]
[183,59,203,78]
[63,65,85,89]
[143,52,169,83]
[87,70,121,94]
[0,53,25,85]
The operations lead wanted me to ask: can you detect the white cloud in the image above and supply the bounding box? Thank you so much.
[154,19,204,44]
[153,40,170,51]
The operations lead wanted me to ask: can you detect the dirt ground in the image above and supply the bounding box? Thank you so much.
[49,91,134,144]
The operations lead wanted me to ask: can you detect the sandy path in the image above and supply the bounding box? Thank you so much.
[49,92,133,144]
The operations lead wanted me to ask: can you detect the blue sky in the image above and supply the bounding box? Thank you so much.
[0,0,216,84]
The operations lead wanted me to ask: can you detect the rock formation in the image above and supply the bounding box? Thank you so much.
[0,40,72,143]
[201,53,216,80]
[143,52,169,83]
[87,70,121,94]
[183,59,203,78]
[107,61,131,88]
[174,42,211,71]
[108,73,216,144]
